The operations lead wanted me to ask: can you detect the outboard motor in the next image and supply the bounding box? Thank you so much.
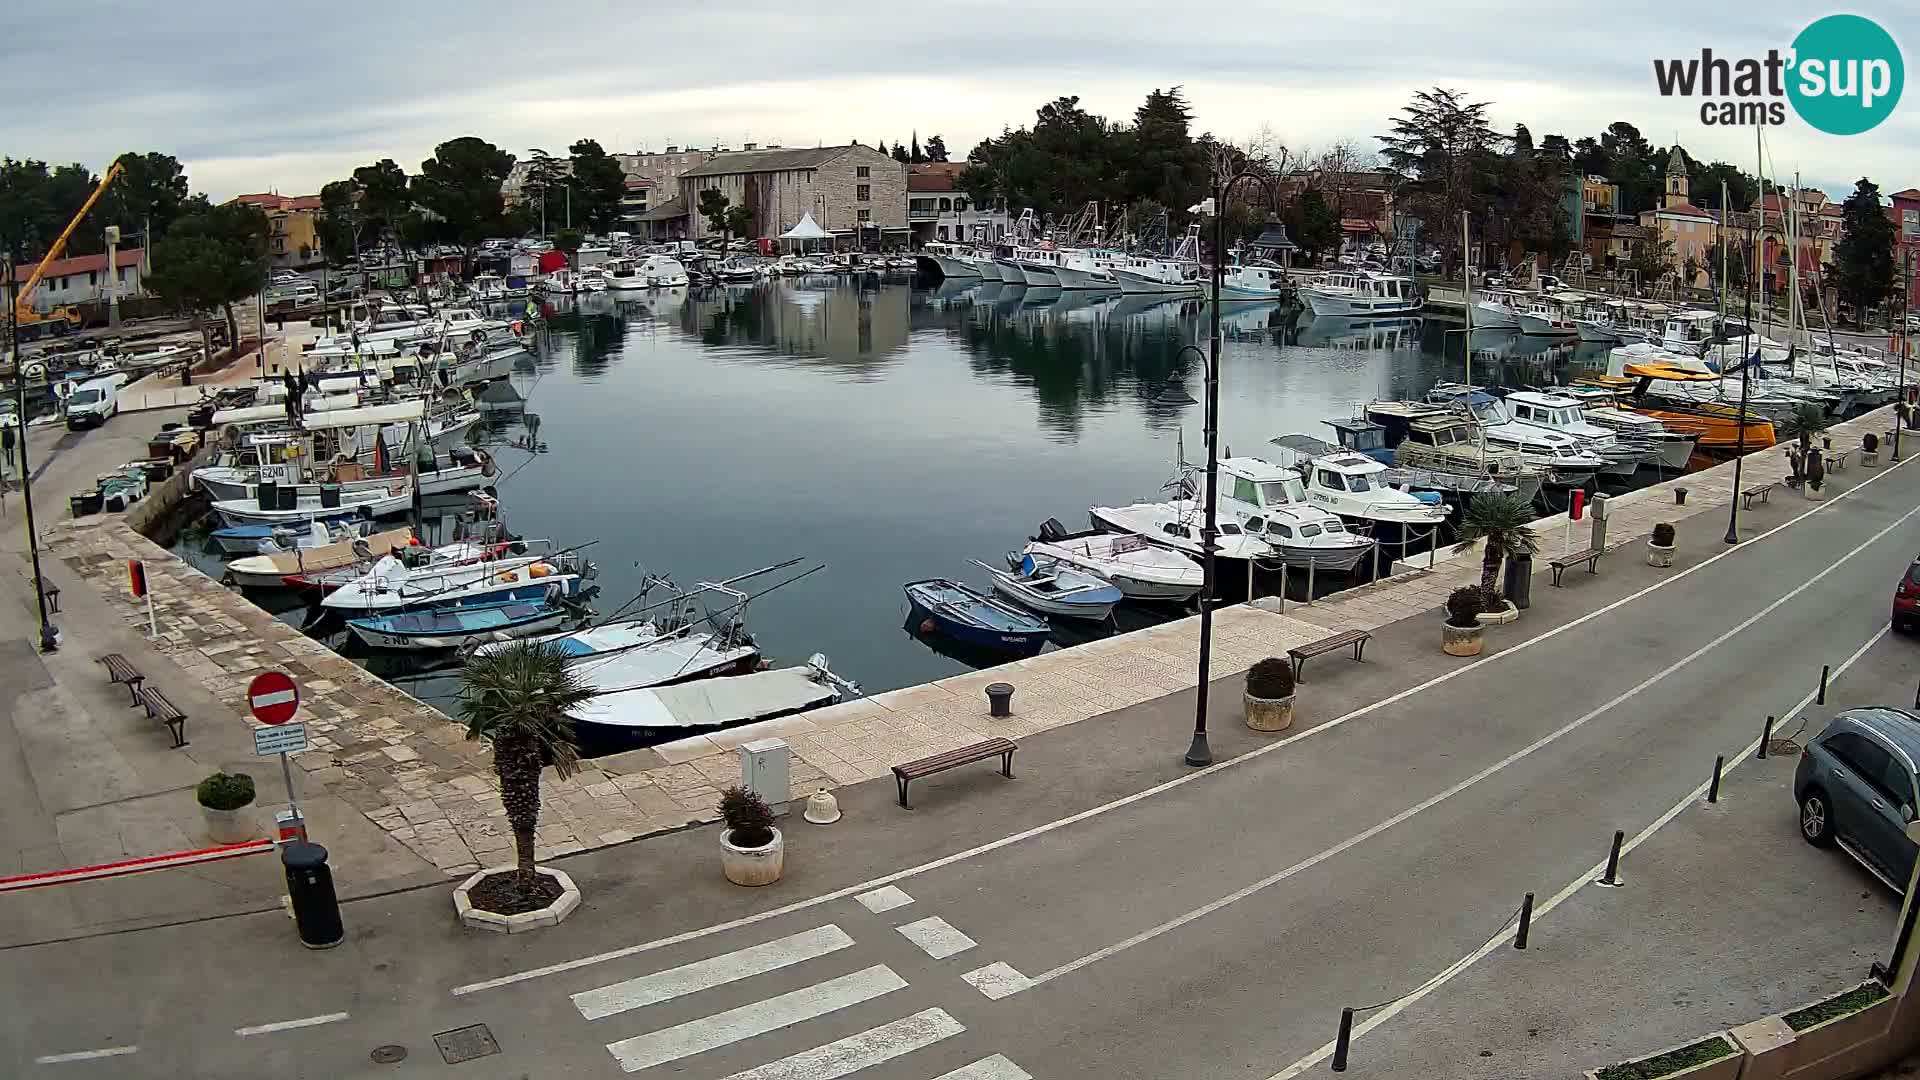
[1037,517,1069,543]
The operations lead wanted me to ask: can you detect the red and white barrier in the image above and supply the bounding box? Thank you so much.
[0,839,275,893]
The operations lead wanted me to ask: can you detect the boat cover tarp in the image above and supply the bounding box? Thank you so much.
[574,667,836,729]
[301,400,427,431]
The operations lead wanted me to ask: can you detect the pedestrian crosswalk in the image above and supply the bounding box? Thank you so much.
[571,905,1034,1077]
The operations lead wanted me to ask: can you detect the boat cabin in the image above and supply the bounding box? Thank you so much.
[1326,419,1392,461]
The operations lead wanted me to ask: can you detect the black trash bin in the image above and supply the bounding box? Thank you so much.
[281,841,344,949]
[256,480,278,511]
[1503,552,1534,611]
[319,484,341,509]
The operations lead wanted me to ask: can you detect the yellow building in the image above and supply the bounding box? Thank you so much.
[231,192,325,269]
[1636,147,1715,287]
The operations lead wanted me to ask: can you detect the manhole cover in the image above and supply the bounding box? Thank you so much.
[370,1045,407,1064]
[434,1024,500,1064]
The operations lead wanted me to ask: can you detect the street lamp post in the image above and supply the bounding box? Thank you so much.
[5,248,60,651]
[1898,248,1911,463]
[1725,214,1758,545]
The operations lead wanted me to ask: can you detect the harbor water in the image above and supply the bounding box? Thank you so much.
[175,277,1630,713]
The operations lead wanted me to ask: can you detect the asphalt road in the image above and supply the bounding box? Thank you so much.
[7,456,1920,1078]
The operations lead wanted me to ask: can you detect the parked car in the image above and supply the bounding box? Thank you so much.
[1893,560,1920,631]
[64,375,124,430]
[1795,707,1920,892]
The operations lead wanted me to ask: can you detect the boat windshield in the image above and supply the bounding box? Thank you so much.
[1347,474,1373,492]
[1259,478,1306,505]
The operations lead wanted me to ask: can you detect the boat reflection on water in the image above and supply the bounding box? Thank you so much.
[1293,314,1423,351]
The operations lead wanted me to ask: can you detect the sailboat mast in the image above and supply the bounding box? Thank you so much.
[1461,211,1473,389]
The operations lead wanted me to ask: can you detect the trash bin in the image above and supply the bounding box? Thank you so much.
[256,480,278,511]
[281,841,344,949]
[1502,552,1533,611]
[319,484,341,509]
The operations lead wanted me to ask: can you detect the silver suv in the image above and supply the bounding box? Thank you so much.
[1796,708,1920,892]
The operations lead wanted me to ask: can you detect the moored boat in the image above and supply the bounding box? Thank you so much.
[347,599,573,650]
[1021,519,1202,602]
[904,578,1049,654]
[976,557,1122,621]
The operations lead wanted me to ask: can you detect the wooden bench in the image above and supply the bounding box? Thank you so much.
[1288,629,1372,680]
[98,653,145,705]
[1741,482,1778,510]
[893,738,1016,809]
[136,686,189,748]
[1548,548,1603,586]
[1824,449,1851,472]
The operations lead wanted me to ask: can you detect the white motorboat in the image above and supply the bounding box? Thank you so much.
[1298,271,1420,316]
[1265,438,1452,529]
[1022,519,1202,602]
[322,547,590,613]
[1516,298,1578,337]
[1215,457,1377,572]
[1114,255,1202,295]
[1214,264,1293,301]
[1552,386,1699,470]
[212,482,413,527]
[1471,290,1526,329]
[604,258,648,291]
[472,615,664,660]
[975,558,1122,621]
[1353,405,1546,506]
[1503,390,1649,478]
[637,254,690,287]
[571,655,854,732]
[223,526,415,588]
[1425,385,1604,487]
[566,627,761,694]
[1089,499,1273,565]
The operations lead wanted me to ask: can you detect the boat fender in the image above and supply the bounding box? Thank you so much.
[920,618,937,634]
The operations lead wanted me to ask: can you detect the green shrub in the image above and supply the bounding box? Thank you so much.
[719,786,776,848]
[1784,981,1889,1031]
[1445,586,1488,628]
[1593,1035,1734,1079]
[1245,657,1296,699]
[196,771,256,811]
[1652,522,1675,547]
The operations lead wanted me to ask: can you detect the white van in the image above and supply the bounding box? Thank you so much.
[65,375,125,430]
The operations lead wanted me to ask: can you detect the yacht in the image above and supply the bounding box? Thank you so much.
[1214,457,1376,572]
[1265,438,1452,532]
[1424,385,1603,488]
[1298,271,1421,317]
[604,258,648,291]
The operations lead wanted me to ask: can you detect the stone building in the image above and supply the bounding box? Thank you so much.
[231,192,325,269]
[1636,147,1716,287]
[906,163,1008,246]
[675,143,908,247]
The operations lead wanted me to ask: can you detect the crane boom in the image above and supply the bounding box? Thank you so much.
[14,159,127,313]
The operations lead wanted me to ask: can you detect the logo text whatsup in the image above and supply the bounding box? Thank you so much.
[1650,15,1904,136]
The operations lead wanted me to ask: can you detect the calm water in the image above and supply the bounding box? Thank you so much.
[178,278,1614,714]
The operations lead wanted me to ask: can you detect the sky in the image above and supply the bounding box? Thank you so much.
[0,1,1912,203]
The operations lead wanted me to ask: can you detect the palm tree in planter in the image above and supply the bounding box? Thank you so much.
[1243,657,1296,733]
[1453,492,1539,620]
[458,641,598,918]
[1782,402,1828,489]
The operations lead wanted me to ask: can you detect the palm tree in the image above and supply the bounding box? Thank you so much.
[460,641,598,883]
[1453,492,1542,594]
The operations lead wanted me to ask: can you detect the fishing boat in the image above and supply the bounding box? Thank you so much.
[903,578,1049,654]
[1214,457,1377,572]
[1297,271,1420,316]
[321,547,592,613]
[223,526,414,588]
[211,517,357,556]
[975,557,1122,621]
[1352,406,1545,506]
[1471,289,1526,329]
[473,615,663,660]
[1212,264,1293,301]
[347,598,573,651]
[1114,254,1203,295]
[211,482,413,528]
[1265,437,1452,531]
[1021,519,1202,602]
[1516,298,1579,337]
[1502,389,1651,479]
[570,655,857,733]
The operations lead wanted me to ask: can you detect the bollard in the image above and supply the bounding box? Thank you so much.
[1759,715,1774,760]
[1818,664,1830,705]
[1307,556,1317,605]
[1707,755,1724,804]
[1675,487,1687,506]
[1331,1007,1355,1072]
[1278,563,1288,613]
[1515,892,1534,950]
[1247,557,1255,602]
[986,682,1015,718]
[1597,829,1625,887]
[282,841,344,949]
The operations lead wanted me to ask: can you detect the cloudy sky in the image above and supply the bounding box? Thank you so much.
[1,1,1911,201]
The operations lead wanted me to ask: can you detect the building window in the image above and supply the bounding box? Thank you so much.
[858,209,871,223]
[955,198,968,213]
[856,166,870,178]
[939,198,951,212]
[857,185,871,202]
[88,271,97,286]
[938,226,949,241]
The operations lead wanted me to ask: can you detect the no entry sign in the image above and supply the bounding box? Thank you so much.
[247,671,300,725]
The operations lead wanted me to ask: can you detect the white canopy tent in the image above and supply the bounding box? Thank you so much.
[779,212,834,252]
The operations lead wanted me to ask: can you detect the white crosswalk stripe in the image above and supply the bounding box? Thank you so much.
[932,1055,1035,1080]
[604,964,907,1073]
[714,1007,964,1080]
[573,925,855,1020]
[895,916,977,960]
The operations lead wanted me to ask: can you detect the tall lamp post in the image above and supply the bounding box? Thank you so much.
[1898,247,1911,464]
[1724,213,1759,545]
[1182,162,1277,768]
[5,248,60,651]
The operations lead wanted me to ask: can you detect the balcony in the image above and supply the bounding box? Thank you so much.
[908,207,940,220]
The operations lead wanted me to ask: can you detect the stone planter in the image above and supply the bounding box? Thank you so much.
[1442,621,1484,656]
[454,866,581,933]
[1244,691,1296,733]
[1582,1032,1741,1080]
[202,804,255,845]
[1477,600,1519,625]
[1731,981,1898,1078]
[721,826,785,886]
[1647,542,1675,568]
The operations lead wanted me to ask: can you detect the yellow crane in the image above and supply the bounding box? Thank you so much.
[10,159,126,340]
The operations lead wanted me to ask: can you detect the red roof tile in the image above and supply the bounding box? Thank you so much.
[908,162,968,193]
[1891,188,1920,201]
[229,192,321,212]
[12,248,144,283]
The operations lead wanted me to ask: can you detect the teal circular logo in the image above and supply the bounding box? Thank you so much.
[1788,14,1904,135]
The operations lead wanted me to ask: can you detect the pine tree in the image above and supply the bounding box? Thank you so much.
[910,132,925,164]
[1832,178,1896,327]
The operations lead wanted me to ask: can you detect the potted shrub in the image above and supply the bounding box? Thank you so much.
[1243,657,1296,733]
[1474,583,1517,625]
[1647,522,1676,567]
[1443,586,1488,656]
[1453,492,1537,623]
[197,771,257,844]
[453,641,595,932]
[719,786,784,886]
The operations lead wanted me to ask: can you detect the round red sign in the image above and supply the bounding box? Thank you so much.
[247,671,300,725]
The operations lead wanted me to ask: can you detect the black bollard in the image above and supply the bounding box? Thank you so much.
[1708,755,1724,804]
[1818,664,1830,705]
[1759,716,1774,760]
[1514,892,1534,950]
[985,682,1015,719]
[282,841,344,949]
[1331,1007,1355,1072]
[1597,829,1625,887]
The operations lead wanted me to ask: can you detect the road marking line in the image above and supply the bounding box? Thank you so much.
[934,1055,1036,1080]
[234,1011,350,1037]
[715,1007,963,1080]
[962,961,1033,1000]
[896,916,977,959]
[854,885,915,913]
[573,925,854,1021]
[1017,499,1920,993]
[604,964,906,1073]
[1264,623,1890,1078]
[34,1046,138,1064]
[449,453,1914,998]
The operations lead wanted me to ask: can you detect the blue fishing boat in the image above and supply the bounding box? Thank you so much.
[347,599,570,651]
[903,578,1049,654]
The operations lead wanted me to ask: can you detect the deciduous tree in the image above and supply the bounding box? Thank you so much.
[145,202,268,344]
[411,137,514,262]
[568,139,627,235]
